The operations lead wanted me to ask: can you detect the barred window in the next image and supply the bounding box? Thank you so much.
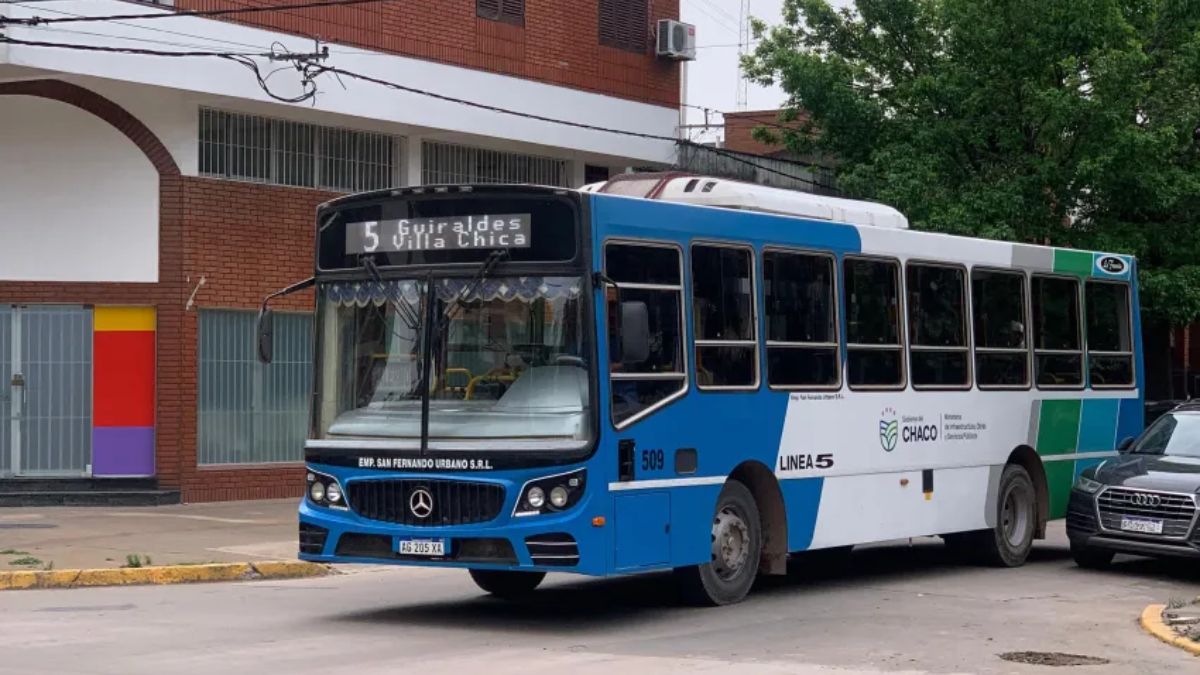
[198,310,312,465]
[422,140,569,186]
[199,108,396,192]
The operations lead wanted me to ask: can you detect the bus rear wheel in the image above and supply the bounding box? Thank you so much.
[676,479,762,606]
[468,569,545,598]
[980,464,1037,567]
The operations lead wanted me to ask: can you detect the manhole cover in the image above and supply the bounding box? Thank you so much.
[999,652,1110,667]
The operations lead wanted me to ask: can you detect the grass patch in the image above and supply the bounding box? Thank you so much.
[0,549,30,556]
[122,554,153,569]
[10,556,43,567]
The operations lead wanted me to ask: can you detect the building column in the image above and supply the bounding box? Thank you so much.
[402,135,423,186]
[569,159,586,188]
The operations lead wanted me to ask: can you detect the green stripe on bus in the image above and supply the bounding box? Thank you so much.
[1053,249,1093,277]
[1045,461,1076,519]
[1036,399,1081,456]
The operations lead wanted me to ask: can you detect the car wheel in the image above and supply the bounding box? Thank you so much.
[468,569,546,598]
[676,479,762,606]
[1070,543,1114,569]
[978,464,1037,567]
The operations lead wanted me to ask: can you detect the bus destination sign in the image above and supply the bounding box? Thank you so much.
[345,214,532,254]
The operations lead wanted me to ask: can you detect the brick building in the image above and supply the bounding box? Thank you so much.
[0,0,681,502]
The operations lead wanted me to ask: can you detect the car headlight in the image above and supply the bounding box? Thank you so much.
[514,469,586,517]
[306,469,348,509]
[1074,475,1104,494]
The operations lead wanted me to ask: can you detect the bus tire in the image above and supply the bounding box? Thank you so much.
[979,464,1037,567]
[468,569,545,598]
[676,479,762,606]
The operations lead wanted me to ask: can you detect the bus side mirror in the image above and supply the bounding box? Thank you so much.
[256,306,275,365]
[1117,436,1135,453]
[620,301,650,366]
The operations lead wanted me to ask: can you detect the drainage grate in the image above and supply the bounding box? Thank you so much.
[998,652,1110,667]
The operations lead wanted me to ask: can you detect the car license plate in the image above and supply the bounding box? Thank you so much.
[1120,517,1164,535]
[398,539,446,556]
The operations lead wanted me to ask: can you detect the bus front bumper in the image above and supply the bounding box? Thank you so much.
[297,497,609,576]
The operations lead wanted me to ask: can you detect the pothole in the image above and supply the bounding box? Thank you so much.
[998,652,1111,667]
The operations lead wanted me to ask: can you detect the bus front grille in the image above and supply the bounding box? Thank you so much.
[347,479,506,527]
[1097,488,1198,539]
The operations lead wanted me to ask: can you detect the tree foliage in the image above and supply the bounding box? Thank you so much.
[744,0,1200,325]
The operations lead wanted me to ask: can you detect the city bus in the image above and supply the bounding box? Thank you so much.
[259,174,1143,605]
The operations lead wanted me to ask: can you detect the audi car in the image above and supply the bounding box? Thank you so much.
[1067,402,1200,567]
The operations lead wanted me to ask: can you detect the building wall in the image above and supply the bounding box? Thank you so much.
[177,0,681,108]
[722,109,807,157]
[0,96,159,282]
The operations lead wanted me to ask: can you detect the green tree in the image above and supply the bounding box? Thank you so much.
[744,0,1200,324]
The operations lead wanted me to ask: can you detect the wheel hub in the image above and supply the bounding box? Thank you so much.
[711,508,750,580]
[1001,482,1032,547]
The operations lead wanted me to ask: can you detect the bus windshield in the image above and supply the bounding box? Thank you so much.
[316,276,591,445]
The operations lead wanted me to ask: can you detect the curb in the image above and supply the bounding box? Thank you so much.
[1140,604,1200,657]
[0,561,331,591]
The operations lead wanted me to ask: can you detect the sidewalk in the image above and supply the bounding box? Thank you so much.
[0,499,300,571]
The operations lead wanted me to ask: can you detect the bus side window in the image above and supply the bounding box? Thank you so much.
[691,244,758,390]
[763,249,839,388]
[843,257,905,389]
[1085,281,1135,388]
[972,269,1030,388]
[1032,275,1083,388]
[906,263,970,389]
[605,242,687,425]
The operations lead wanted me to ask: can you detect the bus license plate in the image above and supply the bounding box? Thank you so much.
[398,539,446,556]
[1120,518,1163,535]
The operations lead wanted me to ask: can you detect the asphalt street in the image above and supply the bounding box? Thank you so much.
[4,522,1198,675]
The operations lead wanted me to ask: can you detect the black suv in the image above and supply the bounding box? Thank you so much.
[1067,402,1200,567]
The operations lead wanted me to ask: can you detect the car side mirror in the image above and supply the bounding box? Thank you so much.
[1117,436,1135,453]
[619,301,650,366]
[256,306,275,365]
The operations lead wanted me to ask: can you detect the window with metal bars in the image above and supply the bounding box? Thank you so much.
[197,310,313,465]
[477,0,524,25]
[421,140,569,187]
[198,108,397,192]
[599,0,649,53]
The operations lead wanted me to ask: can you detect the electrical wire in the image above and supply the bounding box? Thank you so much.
[0,34,833,190]
[0,0,391,26]
[7,2,268,51]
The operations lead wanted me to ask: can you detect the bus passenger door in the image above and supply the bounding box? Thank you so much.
[613,491,671,570]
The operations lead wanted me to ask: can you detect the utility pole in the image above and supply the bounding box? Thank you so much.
[736,0,750,110]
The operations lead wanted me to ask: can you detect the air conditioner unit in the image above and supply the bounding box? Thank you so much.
[656,19,696,61]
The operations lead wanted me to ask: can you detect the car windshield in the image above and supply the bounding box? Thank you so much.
[315,276,591,444]
[1131,413,1200,458]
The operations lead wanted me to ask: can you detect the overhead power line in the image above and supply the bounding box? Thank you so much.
[0,35,833,191]
[0,0,389,26]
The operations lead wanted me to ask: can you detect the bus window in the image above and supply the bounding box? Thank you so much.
[762,249,839,388]
[972,269,1029,388]
[691,244,757,389]
[605,242,687,425]
[1032,275,1083,387]
[1086,281,1134,388]
[906,263,970,388]
[843,257,904,388]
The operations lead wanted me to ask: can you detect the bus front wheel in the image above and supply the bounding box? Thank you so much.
[676,479,762,606]
[469,569,545,598]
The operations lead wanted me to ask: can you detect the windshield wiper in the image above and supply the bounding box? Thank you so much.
[439,249,509,327]
[362,256,422,331]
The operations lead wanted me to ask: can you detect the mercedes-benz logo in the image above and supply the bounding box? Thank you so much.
[1131,493,1162,508]
[409,487,434,519]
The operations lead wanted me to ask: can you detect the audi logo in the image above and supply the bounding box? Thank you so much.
[1129,493,1162,508]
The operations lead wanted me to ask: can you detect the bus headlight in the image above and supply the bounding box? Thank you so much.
[306,469,347,509]
[514,469,587,517]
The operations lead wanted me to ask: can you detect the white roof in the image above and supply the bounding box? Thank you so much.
[652,176,909,229]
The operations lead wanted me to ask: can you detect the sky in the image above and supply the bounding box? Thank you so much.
[680,0,851,142]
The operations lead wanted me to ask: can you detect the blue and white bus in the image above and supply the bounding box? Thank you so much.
[260,173,1143,605]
